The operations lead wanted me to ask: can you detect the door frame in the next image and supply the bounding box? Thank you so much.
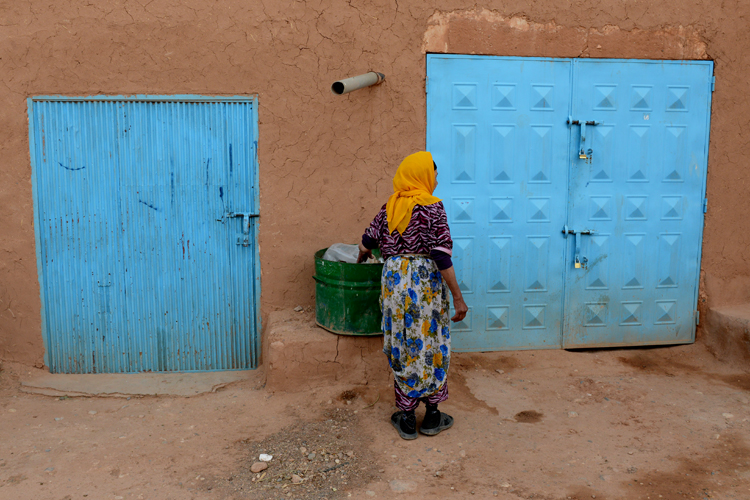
[27,95,262,371]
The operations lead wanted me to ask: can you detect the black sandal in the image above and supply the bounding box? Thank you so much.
[419,407,454,436]
[391,411,418,440]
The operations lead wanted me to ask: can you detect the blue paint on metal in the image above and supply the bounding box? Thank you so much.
[426,55,713,351]
[427,55,572,351]
[138,199,159,211]
[58,162,86,171]
[28,95,261,373]
[563,59,713,348]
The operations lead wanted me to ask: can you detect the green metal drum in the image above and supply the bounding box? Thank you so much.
[314,248,384,336]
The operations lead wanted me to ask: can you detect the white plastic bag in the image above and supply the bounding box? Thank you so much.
[322,243,360,263]
[322,243,382,264]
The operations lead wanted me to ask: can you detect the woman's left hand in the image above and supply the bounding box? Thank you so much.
[357,242,373,263]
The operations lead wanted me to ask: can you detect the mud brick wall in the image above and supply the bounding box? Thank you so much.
[1,0,748,365]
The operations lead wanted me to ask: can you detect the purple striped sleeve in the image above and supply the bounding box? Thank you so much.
[362,205,387,250]
[428,202,453,270]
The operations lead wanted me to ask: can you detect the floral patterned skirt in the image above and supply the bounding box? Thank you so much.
[381,255,451,398]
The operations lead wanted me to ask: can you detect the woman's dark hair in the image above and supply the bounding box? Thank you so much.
[433,161,437,170]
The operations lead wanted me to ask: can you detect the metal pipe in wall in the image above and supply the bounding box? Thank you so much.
[331,72,385,95]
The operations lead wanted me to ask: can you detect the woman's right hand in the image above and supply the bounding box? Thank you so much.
[357,242,373,263]
[451,296,468,322]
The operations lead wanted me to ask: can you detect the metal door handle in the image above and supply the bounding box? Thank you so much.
[562,226,595,269]
[567,117,599,160]
[221,211,259,247]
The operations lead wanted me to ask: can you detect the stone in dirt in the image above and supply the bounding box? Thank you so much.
[294,306,304,312]
[250,462,268,473]
[308,453,316,460]
[389,479,417,492]
[291,474,302,484]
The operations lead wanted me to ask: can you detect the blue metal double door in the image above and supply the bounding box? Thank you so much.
[427,55,713,350]
[29,98,260,373]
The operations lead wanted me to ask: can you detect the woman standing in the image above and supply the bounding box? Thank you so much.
[358,151,468,440]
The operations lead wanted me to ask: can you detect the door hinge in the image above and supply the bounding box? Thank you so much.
[711,76,716,92]
[695,310,700,326]
[703,198,708,213]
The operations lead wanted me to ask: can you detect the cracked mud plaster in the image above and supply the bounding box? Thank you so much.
[1,0,750,365]
[423,9,707,60]
[265,312,389,392]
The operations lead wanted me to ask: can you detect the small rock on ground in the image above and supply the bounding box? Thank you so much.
[250,462,268,473]
[389,479,417,493]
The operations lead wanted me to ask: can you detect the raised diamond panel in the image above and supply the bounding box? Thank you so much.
[525,236,549,292]
[620,301,643,326]
[631,85,653,110]
[663,126,687,183]
[655,300,677,324]
[667,86,689,112]
[523,304,546,330]
[661,196,683,220]
[594,85,617,110]
[622,233,645,289]
[589,196,612,221]
[452,83,478,109]
[528,197,550,223]
[584,302,608,327]
[453,237,474,293]
[487,306,510,330]
[531,85,554,111]
[452,124,476,183]
[488,237,511,292]
[490,197,513,223]
[451,306,473,331]
[451,197,475,223]
[586,234,609,290]
[529,126,552,183]
[491,125,515,183]
[657,233,681,288]
[493,84,516,110]
[590,125,614,182]
[625,196,648,221]
[627,125,650,182]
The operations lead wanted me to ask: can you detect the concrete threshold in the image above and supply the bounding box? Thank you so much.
[20,369,260,398]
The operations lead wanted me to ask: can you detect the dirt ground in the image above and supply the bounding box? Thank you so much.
[1,341,749,500]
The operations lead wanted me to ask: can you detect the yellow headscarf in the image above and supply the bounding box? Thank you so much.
[386,151,442,234]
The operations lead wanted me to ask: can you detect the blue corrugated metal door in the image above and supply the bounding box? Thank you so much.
[28,97,260,373]
[426,55,713,351]
[563,60,713,347]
